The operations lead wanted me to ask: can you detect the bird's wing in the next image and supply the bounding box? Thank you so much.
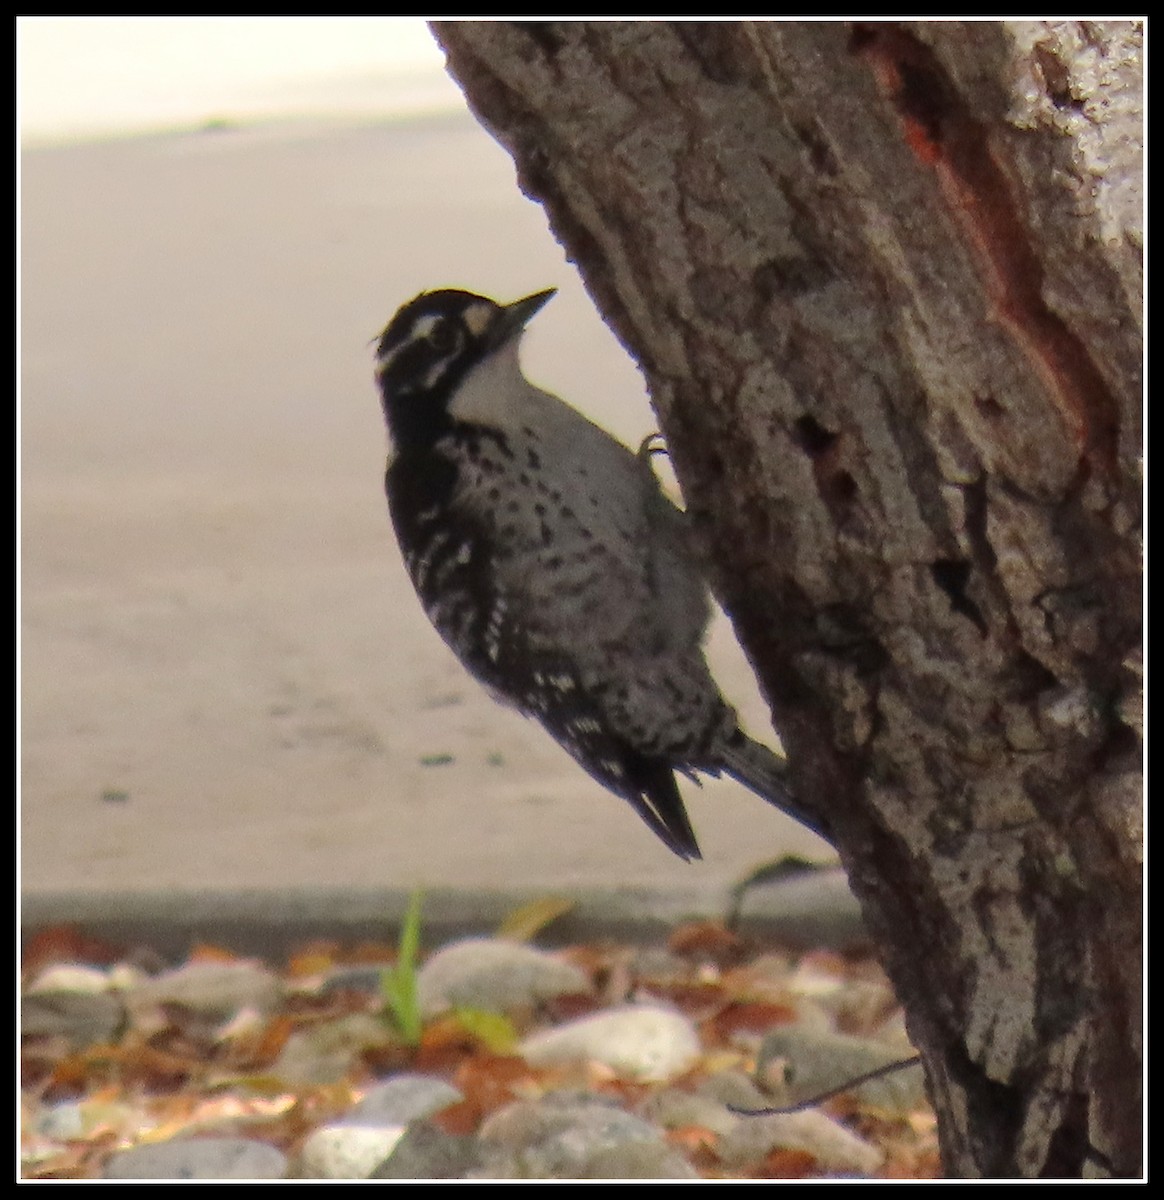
[390,442,702,858]
[448,558,705,860]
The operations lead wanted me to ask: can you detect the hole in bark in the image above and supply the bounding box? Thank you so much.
[960,475,996,573]
[1098,718,1140,769]
[792,416,858,519]
[674,23,748,85]
[1005,650,1059,701]
[825,470,858,508]
[1033,42,1087,112]
[792,120,841,177]
[792,414,838,458]
[812,603,889,675]
[847,25,878,53]
[973,393,1005,419]
[514,21,566,55]
[894,58,951,148]
[755,255,834,299]
[931,558,988,635]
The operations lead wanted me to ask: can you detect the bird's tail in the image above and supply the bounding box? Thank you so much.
[719,732,832,844]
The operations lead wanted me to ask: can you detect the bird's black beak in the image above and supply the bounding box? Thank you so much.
[487,288,557,351]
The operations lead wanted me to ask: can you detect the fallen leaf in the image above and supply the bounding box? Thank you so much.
[345,941,398,965]
[413,1015,477,1074]
[707,1000,798,1044]
[22,926,123,975]
[451,1008,519,1055]
[495,896,576,942]
[431,1098,480,1136]
[668,921,746,965]
[758,1147,819,1178]
[451,1052,537,1123]
[666,1123,720,1154]
[640,980,725,1021]
[287,950,339,978]
[187,942,243,965]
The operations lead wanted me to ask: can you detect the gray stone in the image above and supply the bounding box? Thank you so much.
[127,961,281,1019]
[729,865,867,948]
[717,1109,882,1175]
[756,1027,925,1115]
[476,1093,692,1180]
[319,964,385,997]
[695,1067,771,1112]
[570,1139,700,1180]
[372,1121,482,1179]
[270,1013,396,1086]
[102,1136,287,1180]
[640,1086,741,1137]
[417,937,590,1017]
[21,990,124,1047]
[350,1074,463,1124]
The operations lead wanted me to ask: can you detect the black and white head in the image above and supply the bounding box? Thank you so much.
[374,288,556,448]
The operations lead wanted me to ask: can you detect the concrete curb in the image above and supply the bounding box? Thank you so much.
[22,870,865,961]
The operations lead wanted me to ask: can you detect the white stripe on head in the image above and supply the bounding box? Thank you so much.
[463,301,497,340]
[376,313,443,371]
[411,314,442,341]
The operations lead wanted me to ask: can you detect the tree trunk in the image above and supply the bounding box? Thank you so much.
[431,19,1142,1178]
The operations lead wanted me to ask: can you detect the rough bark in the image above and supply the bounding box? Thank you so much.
[431,19,1143,1178]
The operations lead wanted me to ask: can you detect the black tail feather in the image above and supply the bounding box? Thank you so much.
[624,756,702,861]
[719,733,832,844]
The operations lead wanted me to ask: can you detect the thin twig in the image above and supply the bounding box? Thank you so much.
[729,1054,924,1116]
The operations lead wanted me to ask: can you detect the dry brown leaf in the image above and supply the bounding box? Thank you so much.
[668,920,747,965]
[453,1052,536,1118]
[758,1147,819,1178]
[413,1015,478,1074]
[666,1123,720,1154]
[640,980,726,1021]
[430,1097,480,1136]
[345,940,399,965]
[706,1000,798,1044]
[22,925,124,975]
[286,950,338,979]
[540,991,603,1024]
[245,1013,299,1067]
[879,1147,943,1179]
[187,942,243,964]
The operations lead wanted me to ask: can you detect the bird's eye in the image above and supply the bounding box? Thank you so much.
[427,320,460,355]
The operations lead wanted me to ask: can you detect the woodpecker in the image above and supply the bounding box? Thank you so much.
[374,287,826,859]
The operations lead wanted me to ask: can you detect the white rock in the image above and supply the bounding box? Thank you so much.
[299,1124,407,1180]
[520,1004,700,1082]
[26,964,113,994]
[36,1101,87,1139]
[298,1075,463,1178]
